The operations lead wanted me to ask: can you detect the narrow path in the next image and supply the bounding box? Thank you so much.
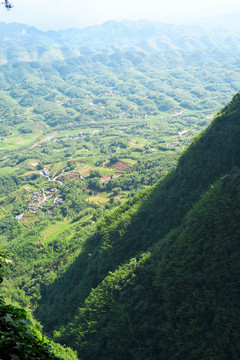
[39,170,64,185]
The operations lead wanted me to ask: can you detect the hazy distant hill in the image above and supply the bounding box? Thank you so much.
[0,20,240,63]
[0,18,239,138]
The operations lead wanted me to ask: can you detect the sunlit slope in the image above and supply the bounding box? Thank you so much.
[36,92,240,334]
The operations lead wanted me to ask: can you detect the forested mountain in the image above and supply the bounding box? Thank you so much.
[1,20,240,61]
[1,20,240,141]
[50,92,240,359]
[62,167,240,360]
[1,19,240,52]
[1,19,240,359]
[0,21,239,149]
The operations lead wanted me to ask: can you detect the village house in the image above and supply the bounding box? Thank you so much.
[42,169,50,176]
[15,213,24,222]
[45,210,53,217]
[54,196,63,206]
[30,208,38,214]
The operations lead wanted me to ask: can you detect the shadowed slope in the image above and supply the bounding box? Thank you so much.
[62,168,240,359]
[36,93,240,336]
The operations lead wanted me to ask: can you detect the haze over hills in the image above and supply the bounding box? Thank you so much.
[0,20,239,138]
[1,20,240,61]
[1,17,240,360]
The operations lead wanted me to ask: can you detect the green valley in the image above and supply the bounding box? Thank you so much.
[1,19,240,359]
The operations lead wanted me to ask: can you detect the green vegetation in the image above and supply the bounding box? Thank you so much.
[60,169,240,360]
[29,92,240,341]
[0,249,77,360]
[2,91,240,359]
[1,20,240,360]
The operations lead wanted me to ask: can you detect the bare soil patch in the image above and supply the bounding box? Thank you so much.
[109,162,131,171]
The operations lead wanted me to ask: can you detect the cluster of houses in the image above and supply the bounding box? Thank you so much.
[166,130,192,148]
[15,187,63,222]
[46,188,57,196]
[29,188,60,213]
[52,134,86,143]
[166,141,179,148]
[29,190,42,214]
[125,113,147,119]
[178,130,188,137]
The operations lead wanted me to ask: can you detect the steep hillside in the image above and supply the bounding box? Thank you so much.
[35,92,240,338]
[60,168,240,359]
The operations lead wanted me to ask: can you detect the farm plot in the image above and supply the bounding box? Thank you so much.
[108,162,132,171]
[76,166,95,177]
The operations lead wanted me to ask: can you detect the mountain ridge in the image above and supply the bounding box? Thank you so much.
[61,167,240,359]
[0,20,240,59]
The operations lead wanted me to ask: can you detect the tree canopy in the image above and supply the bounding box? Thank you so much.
[3,0,12,9]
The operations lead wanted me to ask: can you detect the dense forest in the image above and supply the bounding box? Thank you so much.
[1,20,240,359]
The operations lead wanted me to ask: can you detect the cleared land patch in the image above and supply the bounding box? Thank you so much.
[108,162,131,171]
